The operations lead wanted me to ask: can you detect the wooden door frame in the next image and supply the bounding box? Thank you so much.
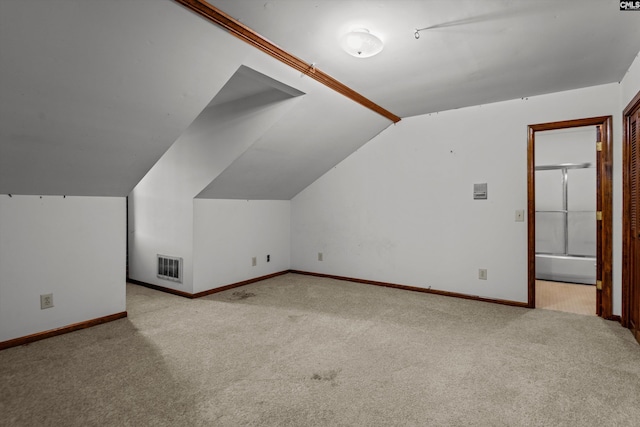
[527,116,613,318]
[622,91,640,329]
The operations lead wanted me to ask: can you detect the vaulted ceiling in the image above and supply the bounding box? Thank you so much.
[1,0,639,199]
[208,0,640,118]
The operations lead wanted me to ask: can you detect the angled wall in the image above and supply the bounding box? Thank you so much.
[129,81,300,293]
[129,37,393,295]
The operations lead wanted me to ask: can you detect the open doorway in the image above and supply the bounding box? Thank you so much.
[527,116,613,318]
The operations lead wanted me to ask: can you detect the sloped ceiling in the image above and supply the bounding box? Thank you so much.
[0,0,251,196]
[138,56,392,200]
[197,83,389,200]
[206,65,304,109]
[132,65,306,203]
[0,0,393,198]
[207,0,640,118]
[1,0,639,199]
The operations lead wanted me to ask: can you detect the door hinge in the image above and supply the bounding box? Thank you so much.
[596,280,602,290]
[596,211,603,221]
[596,141,602,152]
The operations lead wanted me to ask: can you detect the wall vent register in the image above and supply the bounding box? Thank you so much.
[157,255,182,283]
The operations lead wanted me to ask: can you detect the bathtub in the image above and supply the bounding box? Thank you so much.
[535,254,596,285]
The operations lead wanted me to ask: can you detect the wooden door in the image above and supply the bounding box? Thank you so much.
[623,93,640,344]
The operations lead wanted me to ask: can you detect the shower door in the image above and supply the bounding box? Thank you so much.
[535,163,596,284]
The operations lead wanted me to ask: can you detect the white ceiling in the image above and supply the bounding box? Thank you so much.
[206,65,304,108]
[1,0,639,199]
[0,0,249,196]
[207,0,640,118]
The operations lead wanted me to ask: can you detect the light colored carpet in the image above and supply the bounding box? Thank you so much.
[536,280,596,316]
[1,273,638,426]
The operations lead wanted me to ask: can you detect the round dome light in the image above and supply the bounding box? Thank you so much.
[340,28,384,58]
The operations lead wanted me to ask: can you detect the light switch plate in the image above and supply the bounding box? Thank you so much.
[515,210,525,222]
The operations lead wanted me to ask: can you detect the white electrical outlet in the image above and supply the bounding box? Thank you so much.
[478,269,487,280]
[515,210,525,222]
[40,293,54,309]
[252,257,257,267]
[318,252,323,261]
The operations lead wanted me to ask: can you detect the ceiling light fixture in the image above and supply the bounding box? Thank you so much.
[340,28,384,58]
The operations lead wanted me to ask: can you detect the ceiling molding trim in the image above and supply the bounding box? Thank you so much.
[173,0,401,123]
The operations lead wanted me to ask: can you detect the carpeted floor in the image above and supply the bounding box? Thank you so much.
[1,273,638,426]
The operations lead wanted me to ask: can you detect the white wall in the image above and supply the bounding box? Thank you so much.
[292,83,622,309]
[128,192,195,292]
[193,200,290,293]
[0,195,125,342]
[535,127,597,165]
[621,52,640,108]
[128,94,298,293]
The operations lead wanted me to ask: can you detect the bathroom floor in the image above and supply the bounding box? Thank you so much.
[536,280,596,316]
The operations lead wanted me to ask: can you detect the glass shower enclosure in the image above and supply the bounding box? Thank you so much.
[535,162,596,285]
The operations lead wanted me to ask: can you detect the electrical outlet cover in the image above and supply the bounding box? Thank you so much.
[40,293,54,309]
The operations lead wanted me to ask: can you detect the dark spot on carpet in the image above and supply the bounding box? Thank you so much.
[230,290,256,300]
[311,369,340,382]
[288,314,305,322]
